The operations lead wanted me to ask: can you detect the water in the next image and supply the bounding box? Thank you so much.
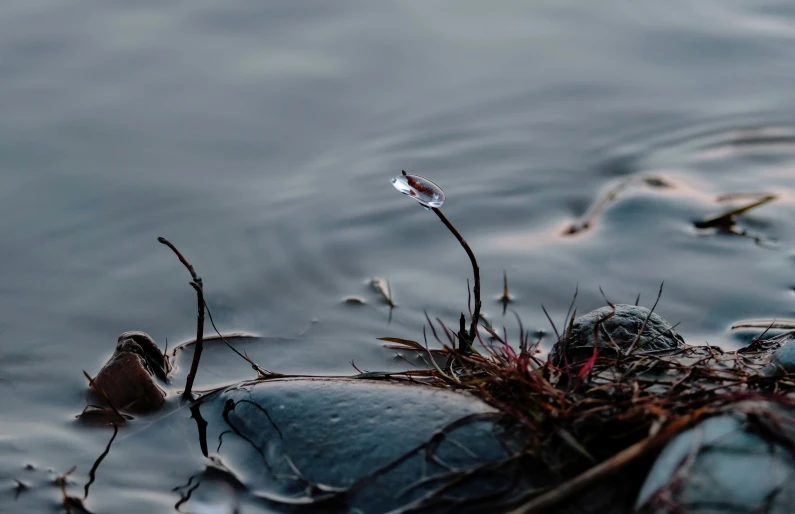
[3,0,795,511]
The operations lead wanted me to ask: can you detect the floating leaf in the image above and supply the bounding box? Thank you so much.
[377,337,426,351]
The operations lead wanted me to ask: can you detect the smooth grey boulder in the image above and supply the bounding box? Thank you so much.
[764,334,795,376]
[549,304,686,366]
[193,378,535,513]
[636,404,795,514]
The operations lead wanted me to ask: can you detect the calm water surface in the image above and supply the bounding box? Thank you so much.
[3,1,795,512]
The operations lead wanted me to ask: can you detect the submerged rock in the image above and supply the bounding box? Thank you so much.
[637,403,795,513]
[90,331,167,412]
[549,304,686,366]
[195,377,535,513]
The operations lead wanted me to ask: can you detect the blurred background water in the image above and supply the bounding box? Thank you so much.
[3,0,795,511]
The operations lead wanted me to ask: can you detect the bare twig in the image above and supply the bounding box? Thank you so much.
[158,237,204,398]
[83,423,118,499]
[55,466,78,514]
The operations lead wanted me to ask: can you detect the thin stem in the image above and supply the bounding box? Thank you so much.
[185,281,205,398]
[431,207,481,345]
[157,237,201,284]
[158,237,204,399]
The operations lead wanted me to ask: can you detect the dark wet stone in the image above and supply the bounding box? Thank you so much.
[549,304,686,366]
[637,403,795,513]
[197,378,535,513]
[765,335,795,376]
[91,331,167,413]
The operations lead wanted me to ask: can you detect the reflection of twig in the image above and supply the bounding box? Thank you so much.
[83,423,118,499]
[56,466,92,514]
[158,237,205,398]
[56,466,76,514]
[13,479,27,500]
[190,403,209,458]
[173,475,201,512]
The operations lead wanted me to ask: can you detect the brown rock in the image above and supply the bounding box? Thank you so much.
[91,332,167,413]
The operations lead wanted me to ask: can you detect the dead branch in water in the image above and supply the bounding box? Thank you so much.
[158,237,205,399]
[159,237,275,385]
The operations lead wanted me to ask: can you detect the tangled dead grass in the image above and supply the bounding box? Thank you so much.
[380,307,795,513]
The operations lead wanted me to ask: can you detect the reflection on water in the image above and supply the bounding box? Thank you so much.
[3,0,795,512]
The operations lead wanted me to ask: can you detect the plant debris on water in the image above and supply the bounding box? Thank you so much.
[65,242,795,513]
[57,173,795,514]
[379,310,795,512]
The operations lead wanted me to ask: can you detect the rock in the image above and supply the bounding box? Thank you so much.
[764,335,795,376]
[549,304,686,366]
[636,403,795,513]
[196,377,536,513]
[91,331,167,412]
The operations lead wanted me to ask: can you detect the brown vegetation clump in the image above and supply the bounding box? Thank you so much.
[383,308,795,513]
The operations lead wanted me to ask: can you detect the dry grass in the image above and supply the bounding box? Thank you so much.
[382,309,795,513]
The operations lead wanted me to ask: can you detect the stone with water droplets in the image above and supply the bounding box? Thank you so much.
[391,172,445,208]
